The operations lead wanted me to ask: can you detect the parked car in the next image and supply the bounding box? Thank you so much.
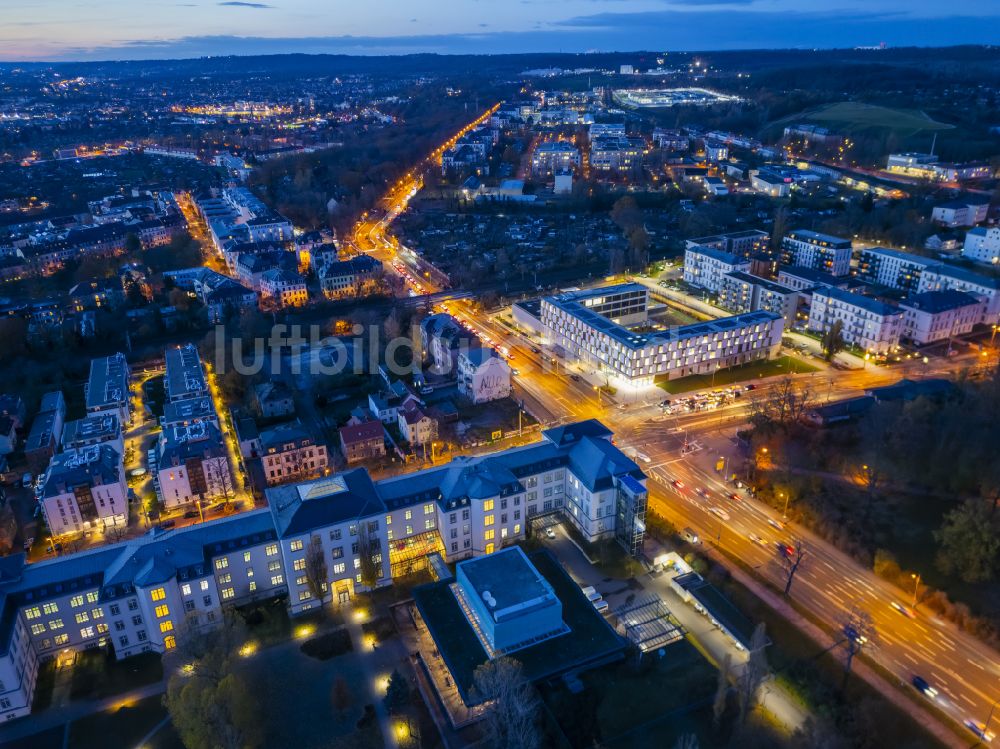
[544,527,556,540]
[21,473,32,488]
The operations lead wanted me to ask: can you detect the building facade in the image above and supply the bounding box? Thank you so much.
[683,246,751,293]
[781,230,853,277]
[807,288,903,354]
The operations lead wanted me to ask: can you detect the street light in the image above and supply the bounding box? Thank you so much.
[911,572,920,607]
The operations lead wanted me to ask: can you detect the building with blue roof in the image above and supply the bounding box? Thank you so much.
[856,247,936,293]
[0,420,646,721]
[808,287,904,355]
[917,264,1000,326]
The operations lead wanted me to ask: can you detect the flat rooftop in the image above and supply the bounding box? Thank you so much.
[458,546,553,617]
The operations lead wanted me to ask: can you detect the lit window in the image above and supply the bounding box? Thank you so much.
[25,607,40,620]
[160,621,174,634]
[271,576,283,586]
[221,588,235,601]
[404,510,412,521]
[215,557,229,570]
[75,612,89,624]
[293,558,306,571]
[484,514,494,527]
[43,603,58,615]
[31,624,46,635]
[484,499,494,512]
[266,544,278,556]
[70,595,84,608]
[290,540,303,552]
[181,584,191,596]
[86,592,99,604]
[485,529,495,541]
[150,588,166,602]
[154,605,169,618]
[200,581,209,591]
[54,634,69,645]
[164,635,176,650]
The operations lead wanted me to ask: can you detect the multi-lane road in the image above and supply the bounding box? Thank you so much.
[349,105,999,744]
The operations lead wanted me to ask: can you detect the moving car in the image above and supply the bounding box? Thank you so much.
[963,720,995,743]
[890,602,916,619]
[635,452,651,464]
[681,527,700,544]
[911,676,938,699]
[710,507,730,521]
[544,527,556,540]
[672,479,685,490]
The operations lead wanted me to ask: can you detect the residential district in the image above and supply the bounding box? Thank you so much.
[0,47,998,749]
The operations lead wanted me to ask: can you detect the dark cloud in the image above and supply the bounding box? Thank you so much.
[218,1,272,7]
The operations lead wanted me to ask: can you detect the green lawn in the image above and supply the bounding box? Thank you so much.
[69,650,163,701]
[657,356,818,394]
[68,695,179,749]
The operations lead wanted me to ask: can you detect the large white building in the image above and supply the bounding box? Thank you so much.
[781,230,853,277]
[856,247,936,293]
[683,245,751,293]
[917,264,1000,325]
[0,420,647,721]
[962,227,1000,266]
[156,422,232,509]
[899,290,983,345]
[85,353,131,426]
[808,287,903,355]
[717,272,799,328]
[932,198,989,228]
[457,349,512,404]
[530,141,581,177]
[39,444,128,537]
[526,284,783,387]
[165,344,209,404]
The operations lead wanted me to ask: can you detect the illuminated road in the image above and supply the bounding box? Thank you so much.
[442,298,999,742]
[333,100,999,742]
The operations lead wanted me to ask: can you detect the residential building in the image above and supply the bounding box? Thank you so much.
[532,284,783,386]
[0,419,645,720]
[62,413,123,456]
[855,247,935,292]
[932,198,990,228]
[777,265,848,292]
[781,230,853,276]
[457,349,512,404]
[24,391,66,475]
[253,382,295,419]
[164,344,208,404]
[156,422,232,509]
[717,272,799,328]
[530,141,581,177]
[590,136,645,173]
[917,264,1000,325]
[807,287,903,354]
[683,245,751,293]
[397,401,437,447]
[962,227,1000,266]
[85,353,131,425]
[899,290,983,345]
[703,140,728,161]
[686,230,770,259]
[0,417,17,456]
[750,169,791,197]
[319,255,383,299]
[40,444,127,536]
[259,421,328,486]
[161,396,218,431]
[420,313,476,375]
[259,269,308,309]
[67,278,124,312]
[339,421,386,464]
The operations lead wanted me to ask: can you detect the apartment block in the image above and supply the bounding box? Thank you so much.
[85,353,131,425]
[717,272,799,328]
[39,444,128,537]
[683,245,751,293]
[856,247,936,293]
[808,287,903,354]
[899,290,983,345]
[781,230,853,276]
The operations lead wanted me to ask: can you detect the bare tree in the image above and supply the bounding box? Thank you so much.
[839,606,878,689]
[775,539,807,596]
[205,456,236,508]
[747,377,815,434]
[304,533,329,608]
[673,735,699,749]
[736,623,769,724]
[471,657,541,749]
[356,520,383,596]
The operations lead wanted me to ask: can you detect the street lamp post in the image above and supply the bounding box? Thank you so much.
[911,572,921,608]
[781,491,789,520]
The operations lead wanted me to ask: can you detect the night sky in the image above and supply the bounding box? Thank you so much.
[1,0,997,61]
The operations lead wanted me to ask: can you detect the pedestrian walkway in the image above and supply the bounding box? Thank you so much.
[344,601,401,748]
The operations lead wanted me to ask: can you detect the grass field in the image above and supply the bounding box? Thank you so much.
[773,101,954,137]
[656,355,819,394]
